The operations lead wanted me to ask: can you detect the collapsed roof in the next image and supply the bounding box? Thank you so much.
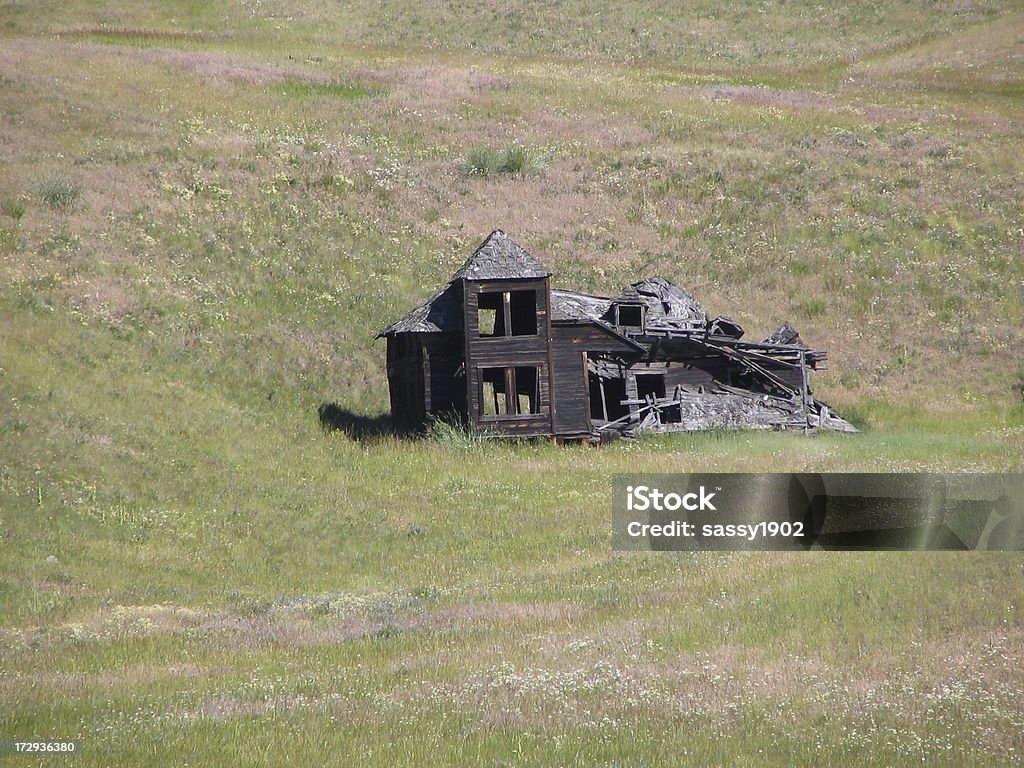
[609,277,707,329]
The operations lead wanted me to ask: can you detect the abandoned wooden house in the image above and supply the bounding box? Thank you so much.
[377,230,855,440]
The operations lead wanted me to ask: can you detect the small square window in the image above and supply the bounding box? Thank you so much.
[615,304,644,328]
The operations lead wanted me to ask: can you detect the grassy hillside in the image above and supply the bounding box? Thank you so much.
[1,1,1023,765]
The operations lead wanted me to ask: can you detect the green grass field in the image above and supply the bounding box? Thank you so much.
[1,1,1023,765]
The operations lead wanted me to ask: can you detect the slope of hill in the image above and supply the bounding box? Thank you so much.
[1,2,1022,765]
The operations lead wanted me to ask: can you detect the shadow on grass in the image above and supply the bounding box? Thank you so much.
[317,403,411,441]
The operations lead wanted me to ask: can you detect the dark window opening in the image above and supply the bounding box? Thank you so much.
[428,355,467,415]
[636,373,666,401]
[588,373,605,420]
[589,373,628,421]
[615,303,644,328]
[480,366,541,418]
[477,289,538,338]
[661,396,681,423]
[509,291,537,336]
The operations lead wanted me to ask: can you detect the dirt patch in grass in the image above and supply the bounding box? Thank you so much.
[109,45,323,87]
[420,624,1024,738]
[429,169,663,268]
[850,14,1024,93]
[63,274,143,327]
[198,597,581,648]
[11,595,582,651]
[0,38,325,88]
[660,82,1017,130]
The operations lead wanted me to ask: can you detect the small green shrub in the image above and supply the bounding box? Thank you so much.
[499,145,545,175]
[38,176,81,210]
[464,147,504,177]
[464,146,545,177]
[1,196,26,221]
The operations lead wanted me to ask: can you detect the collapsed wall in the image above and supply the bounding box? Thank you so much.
[585,277,857,437]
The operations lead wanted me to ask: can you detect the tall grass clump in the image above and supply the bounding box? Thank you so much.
[499,146,545,175]
[465,147,504,177]
[277,79,382,100]
[464,146,545,177]
[37,176,81,210]
[1,196,26,220]
[426,413,484,448]
[1013,368,1024,403]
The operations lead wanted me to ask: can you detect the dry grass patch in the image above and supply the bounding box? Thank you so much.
[849,13,1024,95]
[383,64,516,116]
[523,109,654,150]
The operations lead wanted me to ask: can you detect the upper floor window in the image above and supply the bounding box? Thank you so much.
[613,302,644,329]
[477,290,537,337]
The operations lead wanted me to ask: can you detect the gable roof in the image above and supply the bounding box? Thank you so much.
[450,230,552,281]
[612,285,645,304]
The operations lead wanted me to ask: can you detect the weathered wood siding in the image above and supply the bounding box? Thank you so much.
[386,334,426,429]
[550,323,643,436]
[422,333,466,417]
[551,335,589,436]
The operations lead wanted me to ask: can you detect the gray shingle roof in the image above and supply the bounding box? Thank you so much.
[380,235,716,337]
[450,230,551,281]
[378,231,551,336]
[376,282,462,337]
[551,289,612,321]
